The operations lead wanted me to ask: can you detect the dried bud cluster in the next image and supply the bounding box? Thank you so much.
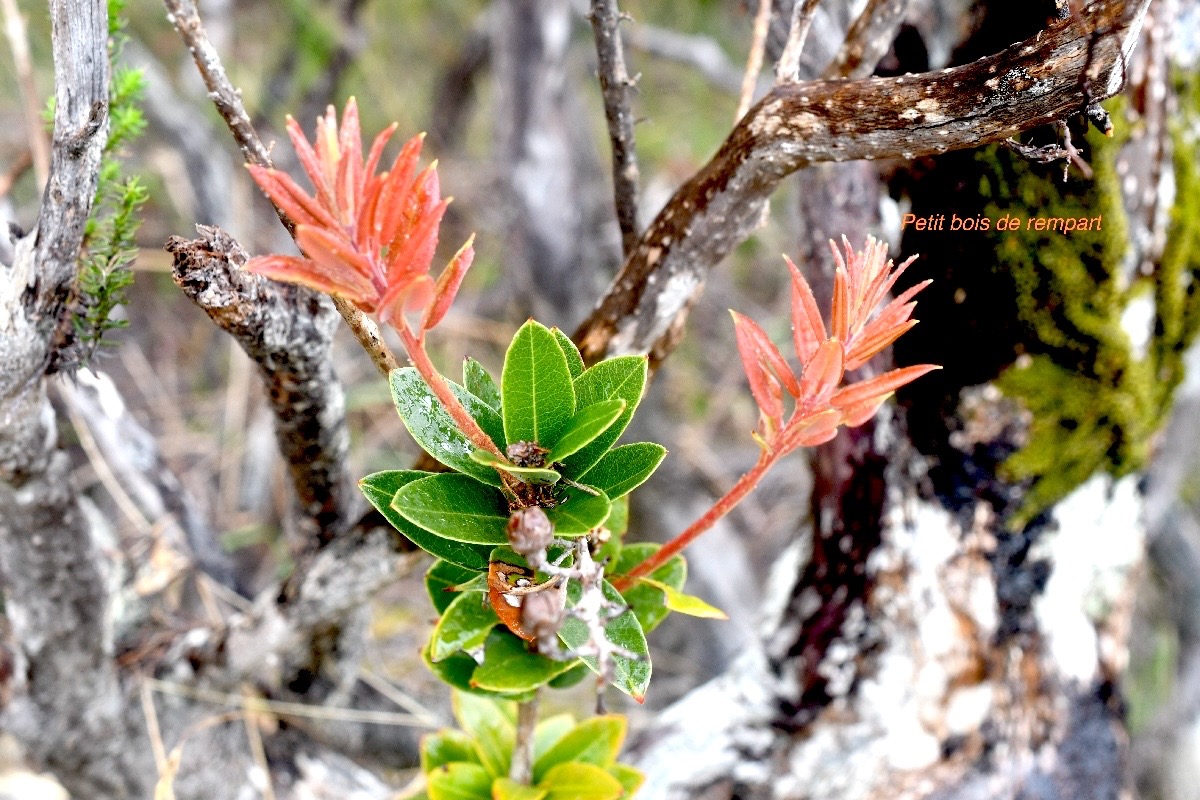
[507,506,555,559]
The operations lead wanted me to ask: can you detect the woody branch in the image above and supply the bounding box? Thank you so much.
[573,0,1149,367]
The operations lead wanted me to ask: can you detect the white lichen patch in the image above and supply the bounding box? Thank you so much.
[772,497,1001,799]
[1031,475,1144,684]
[1119,291,1156,362]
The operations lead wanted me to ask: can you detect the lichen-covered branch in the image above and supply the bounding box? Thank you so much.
[0,1,145,797]
[573,0,1150,366]
[588,0,641,256]
[166,226,356,545]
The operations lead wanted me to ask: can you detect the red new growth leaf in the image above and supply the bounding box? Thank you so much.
[244,98,474,335]
[733,237,938,456]
[620,236,939,588]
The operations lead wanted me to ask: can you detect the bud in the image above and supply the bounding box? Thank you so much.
[521,586,566,652]
[506,441,549,467]
[507,506,554,559]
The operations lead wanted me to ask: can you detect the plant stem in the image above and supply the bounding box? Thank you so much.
[332,296,401,376]
[510,692,540,784]
[613,451,774,590]
[397,325,504,457]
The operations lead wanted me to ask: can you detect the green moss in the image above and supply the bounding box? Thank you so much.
[990,80,1200,527]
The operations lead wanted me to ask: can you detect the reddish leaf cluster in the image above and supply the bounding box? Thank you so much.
[732,236,937,453]
[245,98,473,332]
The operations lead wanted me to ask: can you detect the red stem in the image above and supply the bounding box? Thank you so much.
[397,325,505,458]
[613,450,775,590]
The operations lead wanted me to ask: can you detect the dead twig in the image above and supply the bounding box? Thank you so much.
[588,0,642,256]
[585,0,643,255]
[824,0,910,80]
[775,0,822,84]
[736,0,772,121]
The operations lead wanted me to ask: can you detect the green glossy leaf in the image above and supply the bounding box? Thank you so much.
[421,729,480,772]
[547,662,590,690]
[453,691,516,778]
[391,368,506,486]
[449,571,490,594]
[394,474,510,544]
[363,471,493,571]
[493,778,548,800]
[431,591,501,661]
[607,763,644,797]
[502,321,576,448]
[538,762,623,800]
[533,717,626,782]
[471,450,560,485]
[637,577,728,619]
[426,560,484,614]
[561,357,647,479]
[545,400,626,464]
[463,358,501,411]
[470,629,580,693]
[421,640,532,702]
[427,762,493,800]
[559,581,651,701]
[532,714,576,762]
[552,328,584,379]
[545,488,611,535]
[614,543,686,634]
[580,443,666,500]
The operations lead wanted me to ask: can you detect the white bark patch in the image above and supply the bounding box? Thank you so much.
[1120,291,1155,361]
[1031,476,1144,684]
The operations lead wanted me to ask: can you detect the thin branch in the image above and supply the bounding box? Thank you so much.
[162,0,400,378]
[161,0,272,170]
[823,0,910,80]
[588,0,641,256]
[775,0,822,84]
[0,0,49,187]
[736,0,772,121]
[573,0,1150,367]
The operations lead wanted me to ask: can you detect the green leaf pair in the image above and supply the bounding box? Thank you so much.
[410,692,642,800]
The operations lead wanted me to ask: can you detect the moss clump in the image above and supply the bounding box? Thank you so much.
[990,80,1200,527]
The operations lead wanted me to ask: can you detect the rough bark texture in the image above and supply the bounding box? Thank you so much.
[589,0,642,256]
[166,226,357,546]
[0,1,144,797]
[574,0,1150,367]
